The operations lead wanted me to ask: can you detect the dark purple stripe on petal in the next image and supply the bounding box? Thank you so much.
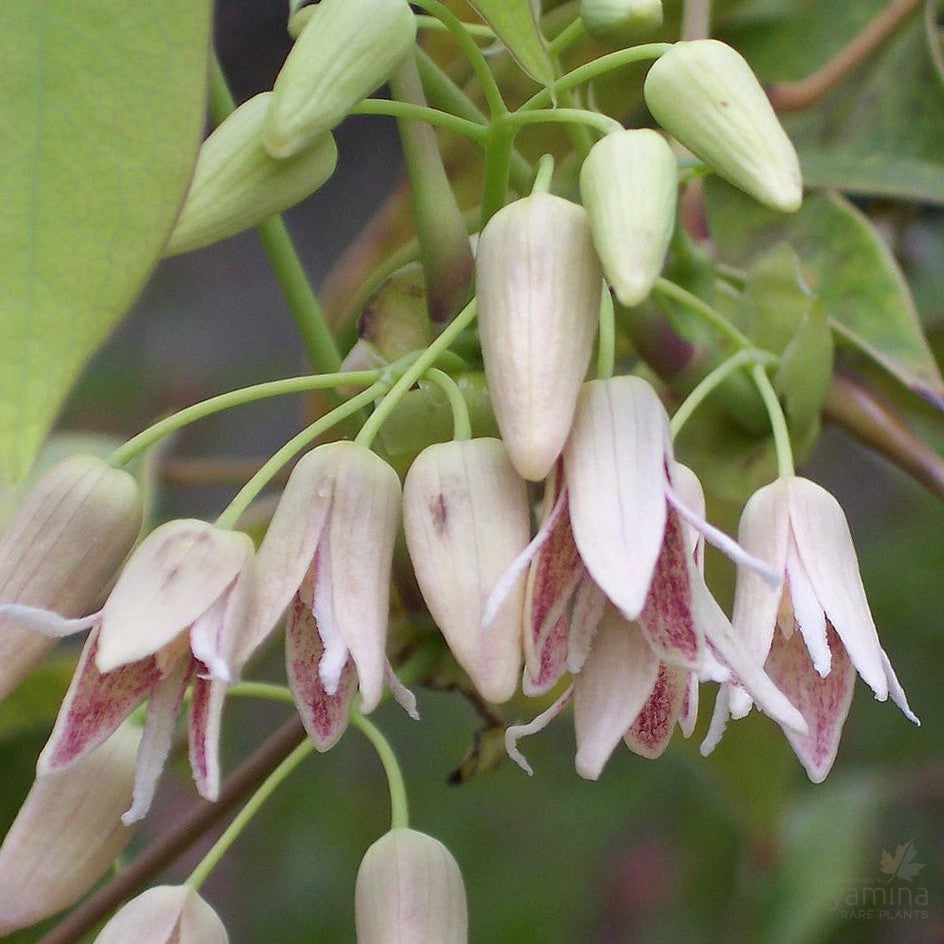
[624,662,688,759]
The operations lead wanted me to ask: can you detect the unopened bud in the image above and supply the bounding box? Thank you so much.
[580,0,663,44]
[580,129,677,306]
[265,0,417,158]
[356,829,467,944]
[644,40,802,212]
[402,439,529,704]
[92,885,227,944]
[165,92,338,256]
[476,193,602,482]
[0,723,140,934]
[0,456,141,703]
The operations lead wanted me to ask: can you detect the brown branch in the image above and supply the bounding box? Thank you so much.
[37,716,306,944]
[768,0,923,112]
[823,372,944,501]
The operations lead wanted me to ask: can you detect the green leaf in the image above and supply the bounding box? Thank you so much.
[776,301,834,436]
[0,657,75,743]
[0,1,213,484]
[743,243,814,354]
[705,182,944,410]
[467,0,555,86]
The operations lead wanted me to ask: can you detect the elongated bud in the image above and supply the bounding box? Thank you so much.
[0,456,141,703]
[579,129,677,306]
[580,0,663,44]
[165,92,337,256]
[0,723,140,934]
[477,194,602,481]
[403,439,529,704]
[356,829,468,944]
[92,886,228,944]
[644,40,802,212]
[265,0,417,158]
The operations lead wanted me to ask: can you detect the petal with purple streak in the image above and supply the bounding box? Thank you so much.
[624,662,688,759]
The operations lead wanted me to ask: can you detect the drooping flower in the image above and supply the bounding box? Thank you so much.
[91,886,228,944]
[0,722,139,934]
[403,438,530,704]
[476,192,602,482]
[1,519,256,822]
[356,828,468,944]
[0,455,141,704]
[250,441,416,751]
[702,476,919,782]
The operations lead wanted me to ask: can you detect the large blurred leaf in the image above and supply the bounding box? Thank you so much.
[0,1,212,484]
[467,0,555,85]
[705,182,944,410]
[722,2,944,204]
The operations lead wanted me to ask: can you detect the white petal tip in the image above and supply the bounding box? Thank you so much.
[504,730,535,777]
[386,666,420,721]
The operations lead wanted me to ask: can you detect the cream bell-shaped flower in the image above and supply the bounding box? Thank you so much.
[403,438,530,704]
[476,192,602,482]
[1,519,256,823]
[0,722,139,934]
[702,476,919,782]
[0,455,141,704]
[265,0,416,157]
[356,828,468,944]
[579,129,677,307]
[644,40,802,212]
[92,886,228,944]
[249,442,416,751]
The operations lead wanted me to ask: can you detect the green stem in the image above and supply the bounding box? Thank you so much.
[480,120,516,225]
[415,13,495,40]
[751,363,795,477]
[412,0,507,117]
[597,286,616,380]
[669,349,775,436]
[508,107,623,137]
[414,48,533,193]
[209,58,342,375]
[531,154,555,193]
[229,681,297,704]
[355,300,478,448]
[109,371,378,467]
[350,712,409,830]
[351,98,487,142]
[519,43,671,111]
[549,17,587,56]
[216,381,388,529]
[186,738,314,890]
[653,278,754,350]
[424,368,472,440]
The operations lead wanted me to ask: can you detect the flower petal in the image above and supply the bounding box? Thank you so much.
[765,622,855,783]
[0,604,99,637]
[787,477,887,698]
[784,541,830,677]
[188,671,228,802]
[505,685,573,776]
[573,607,660,780]
[39,627,161,774]
[91,886,191,944]
[638,508,703,669]
[286,593,357,750]
[98,521,249,673]
[678,672,699,738]
[124,657,192,824]
[881,649,919,725]
[564,377,670,621]
[624,662,688,759]
[566,573,607,675]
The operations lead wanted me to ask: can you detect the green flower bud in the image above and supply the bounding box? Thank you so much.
[644,40,802,212]
[580,129,677,306]
[165,93,337,256]
[580,0,663,44]
[265,0,417,158]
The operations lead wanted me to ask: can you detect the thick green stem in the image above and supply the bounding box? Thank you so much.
[355,300,478,448]
[519,43,671,111]
[109,371,378,467]
[216,381,388,528]
[209,58,342,375]
[350,712,410,831]
[751,363,795,477]
[187,738,315,890]
[415,13,494,40]
[351,98,487,142]
[509,107,623,138]
[480,121,516,225]
[531,154,555,193]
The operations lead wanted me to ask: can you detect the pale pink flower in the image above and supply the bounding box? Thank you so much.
[703,476,919,781]
[92,886,227,944]
[250,442,416,750]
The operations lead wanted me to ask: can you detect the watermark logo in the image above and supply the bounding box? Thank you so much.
[833,840,930,921]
